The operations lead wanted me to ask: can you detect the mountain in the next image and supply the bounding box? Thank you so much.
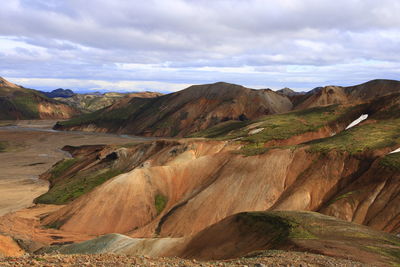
[30,92,398,239]
[54,79,400,137]
[54,82,293,136]
[41,88,76,98]
[276,87,303,96]
[0,78,399,265]
[295,79,400,109]
[54,91,163,113]
[0,77,23,89]
[0,77,80,120]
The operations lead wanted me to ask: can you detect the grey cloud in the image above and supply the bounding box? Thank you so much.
[0,0,400,91]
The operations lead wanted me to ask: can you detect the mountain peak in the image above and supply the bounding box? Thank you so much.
[276,87,299,96]
[42,88,76,98]
[0,77,22,89]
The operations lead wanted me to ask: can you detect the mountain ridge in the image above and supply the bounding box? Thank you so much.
[0,77,80,120]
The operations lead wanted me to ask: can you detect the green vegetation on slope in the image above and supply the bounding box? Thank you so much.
[189,120,249,138]
[56,97,154,128]
[155,194,168,215]
[193,104,354,156]
[0,141,7,152]
[194,101,399,156]
[0,87,43,119]
[12,93,39,118]
[50,158,78,180]
[36,167,123,205]
[193,105,345,141]
[238,211,316,244]
[235,211,400,265]
[307,118,400,154]
[379,152,400,171]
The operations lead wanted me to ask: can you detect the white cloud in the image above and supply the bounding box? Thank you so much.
[0,0,399,91]
[7,77,193,92]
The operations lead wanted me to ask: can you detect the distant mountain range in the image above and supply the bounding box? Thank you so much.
[41,88,163,113]
[41,88,75,98]
[54,79,400,137]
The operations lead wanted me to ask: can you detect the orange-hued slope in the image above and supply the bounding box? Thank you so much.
[41,142,399,237]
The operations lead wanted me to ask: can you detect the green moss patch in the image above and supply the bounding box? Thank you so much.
[379,152,400,171]
[192,105,353,156]
[50,158,79,180]
[307,119,400,154]
[155,194,168,215]
[238,212,317,245]
[195,105,345,142]
[12,94,39,118]
[189,120,249,139]
[36,168,123,204]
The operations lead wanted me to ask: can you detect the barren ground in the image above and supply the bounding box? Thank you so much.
[0,120,150,216]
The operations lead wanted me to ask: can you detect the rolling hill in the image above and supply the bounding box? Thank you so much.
[0,77,79,120]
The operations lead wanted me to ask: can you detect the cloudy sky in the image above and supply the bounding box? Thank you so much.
[1,0,400,92]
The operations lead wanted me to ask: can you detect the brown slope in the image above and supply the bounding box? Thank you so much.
[0,77,23,89]
[179,211,400,266]
[54,82,293,137]
[38,94,400,238]
[40,141,399,238]
[41,211,400,266]
[295,79,400,110]
[0,77,80,120]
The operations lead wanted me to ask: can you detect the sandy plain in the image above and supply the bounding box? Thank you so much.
[0,120,150,216]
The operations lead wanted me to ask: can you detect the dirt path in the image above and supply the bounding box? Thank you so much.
[0,120,151,216]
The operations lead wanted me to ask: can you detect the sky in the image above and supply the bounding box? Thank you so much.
[1,0,400,93]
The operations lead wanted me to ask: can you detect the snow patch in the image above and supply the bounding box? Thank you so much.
[389,148,400,154]
[249,128,264,135]
[345,114,368,130]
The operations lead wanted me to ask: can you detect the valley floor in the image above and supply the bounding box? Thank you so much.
[0,120,152,216]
